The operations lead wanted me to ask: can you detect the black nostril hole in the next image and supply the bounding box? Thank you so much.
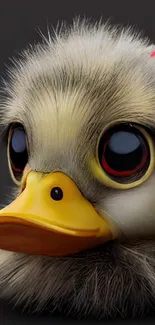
[50,187,63,201]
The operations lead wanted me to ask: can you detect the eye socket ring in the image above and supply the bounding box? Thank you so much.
[7,123,29,185]
[89,123,155,190]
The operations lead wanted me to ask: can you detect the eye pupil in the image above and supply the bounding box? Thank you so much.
[98,124,150,183]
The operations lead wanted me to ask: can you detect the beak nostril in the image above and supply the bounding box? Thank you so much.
[50,187,63,201]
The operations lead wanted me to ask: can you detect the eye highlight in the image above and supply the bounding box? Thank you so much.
[90,123,155,190]
[8,123,28,184]
[11,128,27,154]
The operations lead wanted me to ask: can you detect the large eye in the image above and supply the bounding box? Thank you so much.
[8,123,28,184]
[90,123,155,189]
[98,124,150,183]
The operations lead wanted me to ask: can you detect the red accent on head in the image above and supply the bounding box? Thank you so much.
[150,51,155,57]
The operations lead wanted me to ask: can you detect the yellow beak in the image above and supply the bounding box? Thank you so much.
[0,171,114,256]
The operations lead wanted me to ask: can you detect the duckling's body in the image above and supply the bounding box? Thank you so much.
[1,20,155,318]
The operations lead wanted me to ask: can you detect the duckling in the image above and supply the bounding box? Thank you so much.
[0,20,155,318]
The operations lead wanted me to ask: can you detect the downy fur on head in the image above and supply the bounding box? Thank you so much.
[1,19,155,318]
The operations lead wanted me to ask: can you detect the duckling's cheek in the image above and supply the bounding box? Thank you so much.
[103,171,155,238]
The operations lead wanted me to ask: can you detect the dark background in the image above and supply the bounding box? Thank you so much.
[1,0,155,323]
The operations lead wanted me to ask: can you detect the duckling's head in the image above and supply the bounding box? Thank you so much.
[1,20,155,318]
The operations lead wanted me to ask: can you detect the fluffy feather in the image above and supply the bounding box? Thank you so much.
[1,19,155,318]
